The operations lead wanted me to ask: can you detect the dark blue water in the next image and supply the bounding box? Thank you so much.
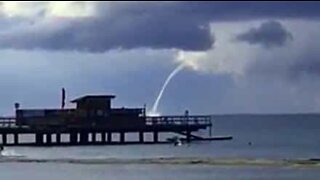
[1,114,320,180]
[3,114,320,160]
[212,114,320,159]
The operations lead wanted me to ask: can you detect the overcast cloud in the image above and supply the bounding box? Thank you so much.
[0,2,320,115]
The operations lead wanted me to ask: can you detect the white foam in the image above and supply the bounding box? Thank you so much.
[1,149,24,157]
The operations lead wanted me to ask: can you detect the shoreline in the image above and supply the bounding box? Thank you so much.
[0,156,319,168]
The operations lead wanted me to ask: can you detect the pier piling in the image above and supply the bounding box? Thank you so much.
[0,114,217,146]
[70,132,77,145]
[80,132,88,144]
[101,132,106,143]
[35,133,43,145]
[56,133,61,144]
[120,132,125,143]
[46,133,52,145]
[153,131,158,143]
[186,130,191,143]
[139,131,144,143]
[13,133,19,145]
[92,133,96,143]
[107,132,112,143]
[2,133,7,145]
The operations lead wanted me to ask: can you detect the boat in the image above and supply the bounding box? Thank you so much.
[167,136,183,146]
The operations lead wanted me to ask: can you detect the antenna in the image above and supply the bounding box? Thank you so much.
[61,88,66,109]
[144,103,147,117]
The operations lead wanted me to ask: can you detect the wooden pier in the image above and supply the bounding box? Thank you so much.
[0,94,233,146]
[0,115,233,147]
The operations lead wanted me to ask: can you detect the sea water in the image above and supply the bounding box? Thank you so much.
[1,114,320,179]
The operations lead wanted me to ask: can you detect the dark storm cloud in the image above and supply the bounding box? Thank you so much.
[0,2,214,52]
[0,18,212,52]
[235,21,293,48]
[0,2,320,52]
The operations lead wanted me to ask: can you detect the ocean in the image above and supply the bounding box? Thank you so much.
[1,114,320,179]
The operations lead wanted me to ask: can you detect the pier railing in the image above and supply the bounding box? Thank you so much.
[0,115,213,128]
[145,115,212,126]
[0,117,16,127]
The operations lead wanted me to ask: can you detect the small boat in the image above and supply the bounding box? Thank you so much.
[167,136,183,146]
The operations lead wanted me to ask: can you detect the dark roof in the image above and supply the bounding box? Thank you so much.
[70,95,116,103]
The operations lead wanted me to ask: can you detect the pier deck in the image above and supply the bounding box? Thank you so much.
[0,115,230,147]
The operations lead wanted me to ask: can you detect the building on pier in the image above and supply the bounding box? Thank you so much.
[16,95,146,129]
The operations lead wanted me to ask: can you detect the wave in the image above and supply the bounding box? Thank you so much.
[0,156,319,168]
[1,149,24,157]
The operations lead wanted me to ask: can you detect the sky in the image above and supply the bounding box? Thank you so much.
[0,1,320,115]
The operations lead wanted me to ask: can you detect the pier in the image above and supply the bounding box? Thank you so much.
[0,93,232,146]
